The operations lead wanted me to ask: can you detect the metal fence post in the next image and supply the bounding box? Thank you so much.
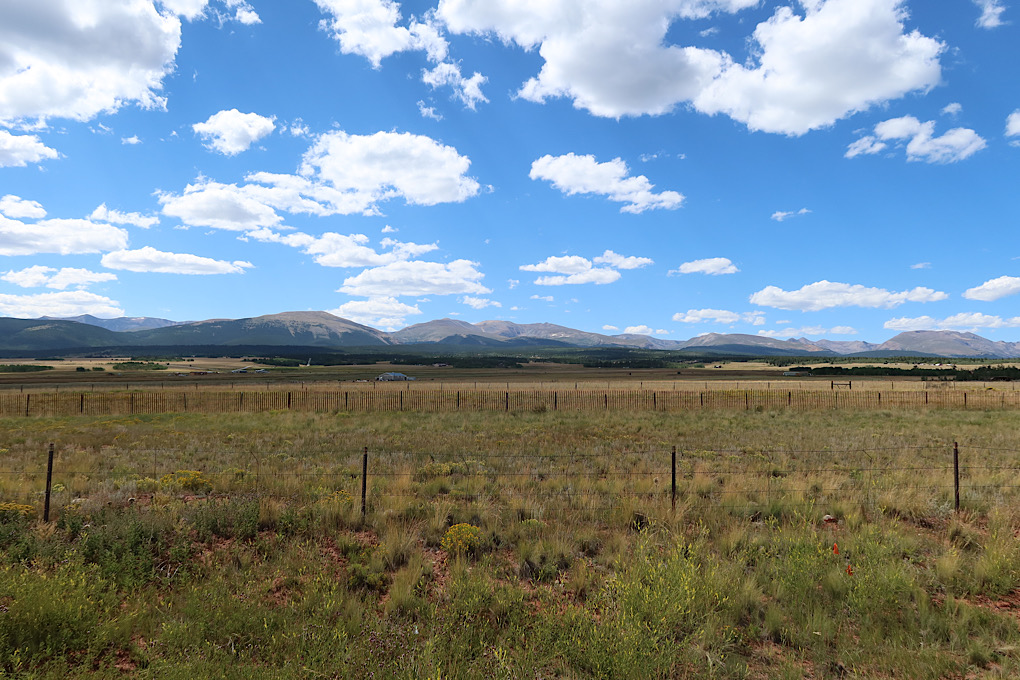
[361,447,368,520]
[953,442,960,513]
[671,446,677,512]
[44,443,54,522]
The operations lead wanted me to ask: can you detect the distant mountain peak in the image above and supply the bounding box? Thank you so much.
[5,313,1020,357]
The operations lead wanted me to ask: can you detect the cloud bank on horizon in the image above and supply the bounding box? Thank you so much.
[0,0,1017,338]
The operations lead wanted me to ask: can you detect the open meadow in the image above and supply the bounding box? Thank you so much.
[4,373,1020,678]
[3,358,1020,394]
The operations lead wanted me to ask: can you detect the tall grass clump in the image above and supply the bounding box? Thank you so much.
[0,561,125,671]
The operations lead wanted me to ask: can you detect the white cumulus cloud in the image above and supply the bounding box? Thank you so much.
[593,250,653,270]
[530,153,683,213]
[2,266,117,290]
[330,296,422,330]
[694,0,943,135]
[758,326,857,338]
[771,208,810,222]
[1007,110,1020,143]
[885,313,1020,332]
[0,1,182,125]
[162,0,260,24]
[193,109,276,155]
[313,0,449,67]
[423,62,488,109]
[440,0,943,135]
[750,280,948,311]
[301,129,481,209]
[623,325,669,335]
[160,130,481,228]
[534,270,620,286]
[227,0,261,25]
[460,296,501,309]
[520,251,649,286]
[0,291,124,319]
[847,116,987,163]
[101,246,253,275]
[973,0,1007,28]
[673,309,765,325]
[159,180,283,231]
[963,276,1020,302]
[0,195,46,219]
[0,131,59,167]
[669,257,738,275]
[89,204,159,229]
[521,255,596,275]
[160,0,211,20]
[417,100,443,120]
[339,259,490,297]
[0,216,128,256]
[248,229,438,270]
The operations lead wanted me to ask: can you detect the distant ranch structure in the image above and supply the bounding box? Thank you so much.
[376,372,415,382]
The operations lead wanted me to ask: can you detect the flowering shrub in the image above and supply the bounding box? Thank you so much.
[159,470,213,494]
[320,489,353,505]
[415,459,482,481]
[441,523,482,556]
[0,502,35,521]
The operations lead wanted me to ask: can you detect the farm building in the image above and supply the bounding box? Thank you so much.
[376,372,415,381]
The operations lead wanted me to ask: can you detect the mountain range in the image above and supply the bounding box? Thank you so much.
[1,312,1019,358]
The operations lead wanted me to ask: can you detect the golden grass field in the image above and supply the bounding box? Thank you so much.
[2,358,1020,393]
[3,366,1020,677]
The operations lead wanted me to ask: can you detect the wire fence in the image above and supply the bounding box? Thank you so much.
[9,441,1020,520]
[4,387,1020,417]
[3,377,1017,395]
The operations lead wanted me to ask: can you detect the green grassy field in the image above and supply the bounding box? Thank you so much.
[3,408,1020,678]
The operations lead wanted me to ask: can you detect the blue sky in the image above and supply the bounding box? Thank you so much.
[1,0,1018,342]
